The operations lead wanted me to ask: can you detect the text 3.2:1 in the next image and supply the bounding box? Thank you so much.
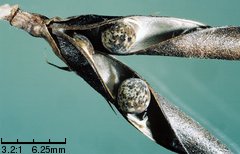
[2,146,22,153]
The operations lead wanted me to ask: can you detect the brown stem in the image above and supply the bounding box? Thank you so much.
[0,4,45,37]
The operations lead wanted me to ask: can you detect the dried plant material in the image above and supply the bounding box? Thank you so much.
[0,4,234,153]
[0,4,16,20]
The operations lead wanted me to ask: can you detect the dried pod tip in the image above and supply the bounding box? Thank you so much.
[101,21,136,54]
[117,78,151,114]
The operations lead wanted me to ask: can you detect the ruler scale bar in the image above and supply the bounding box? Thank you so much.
[1,138,66,144]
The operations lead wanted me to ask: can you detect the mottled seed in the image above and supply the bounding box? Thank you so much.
[101,21,136,54]
[117,78,151,113]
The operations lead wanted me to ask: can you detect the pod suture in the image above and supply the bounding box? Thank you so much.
[0,4,235,153]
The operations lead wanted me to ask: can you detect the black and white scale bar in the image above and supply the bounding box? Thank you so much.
[1,138,66,144]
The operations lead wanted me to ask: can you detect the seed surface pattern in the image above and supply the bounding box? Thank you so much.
[101,21,136,54]
[117,78,151,113]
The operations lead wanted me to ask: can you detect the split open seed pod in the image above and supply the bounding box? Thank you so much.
[0,4,232,153]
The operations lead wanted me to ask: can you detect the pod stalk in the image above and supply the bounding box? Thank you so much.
[0,4,45,37]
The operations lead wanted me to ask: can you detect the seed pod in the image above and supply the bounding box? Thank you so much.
[0,5,232,153]
[100,16,207,55]
[117,78,151,113]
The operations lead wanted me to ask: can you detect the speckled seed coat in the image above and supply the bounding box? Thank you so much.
[101,21,136,54]
[117,78,151,113]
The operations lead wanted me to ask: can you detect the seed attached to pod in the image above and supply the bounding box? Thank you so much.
[117,78,151,114]
[101,21,136,54]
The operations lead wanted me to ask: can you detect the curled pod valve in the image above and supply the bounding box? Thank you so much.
[117,78,151,114]
[100,16,208,55]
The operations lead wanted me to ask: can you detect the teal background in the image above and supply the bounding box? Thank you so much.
[1,0,240,153]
